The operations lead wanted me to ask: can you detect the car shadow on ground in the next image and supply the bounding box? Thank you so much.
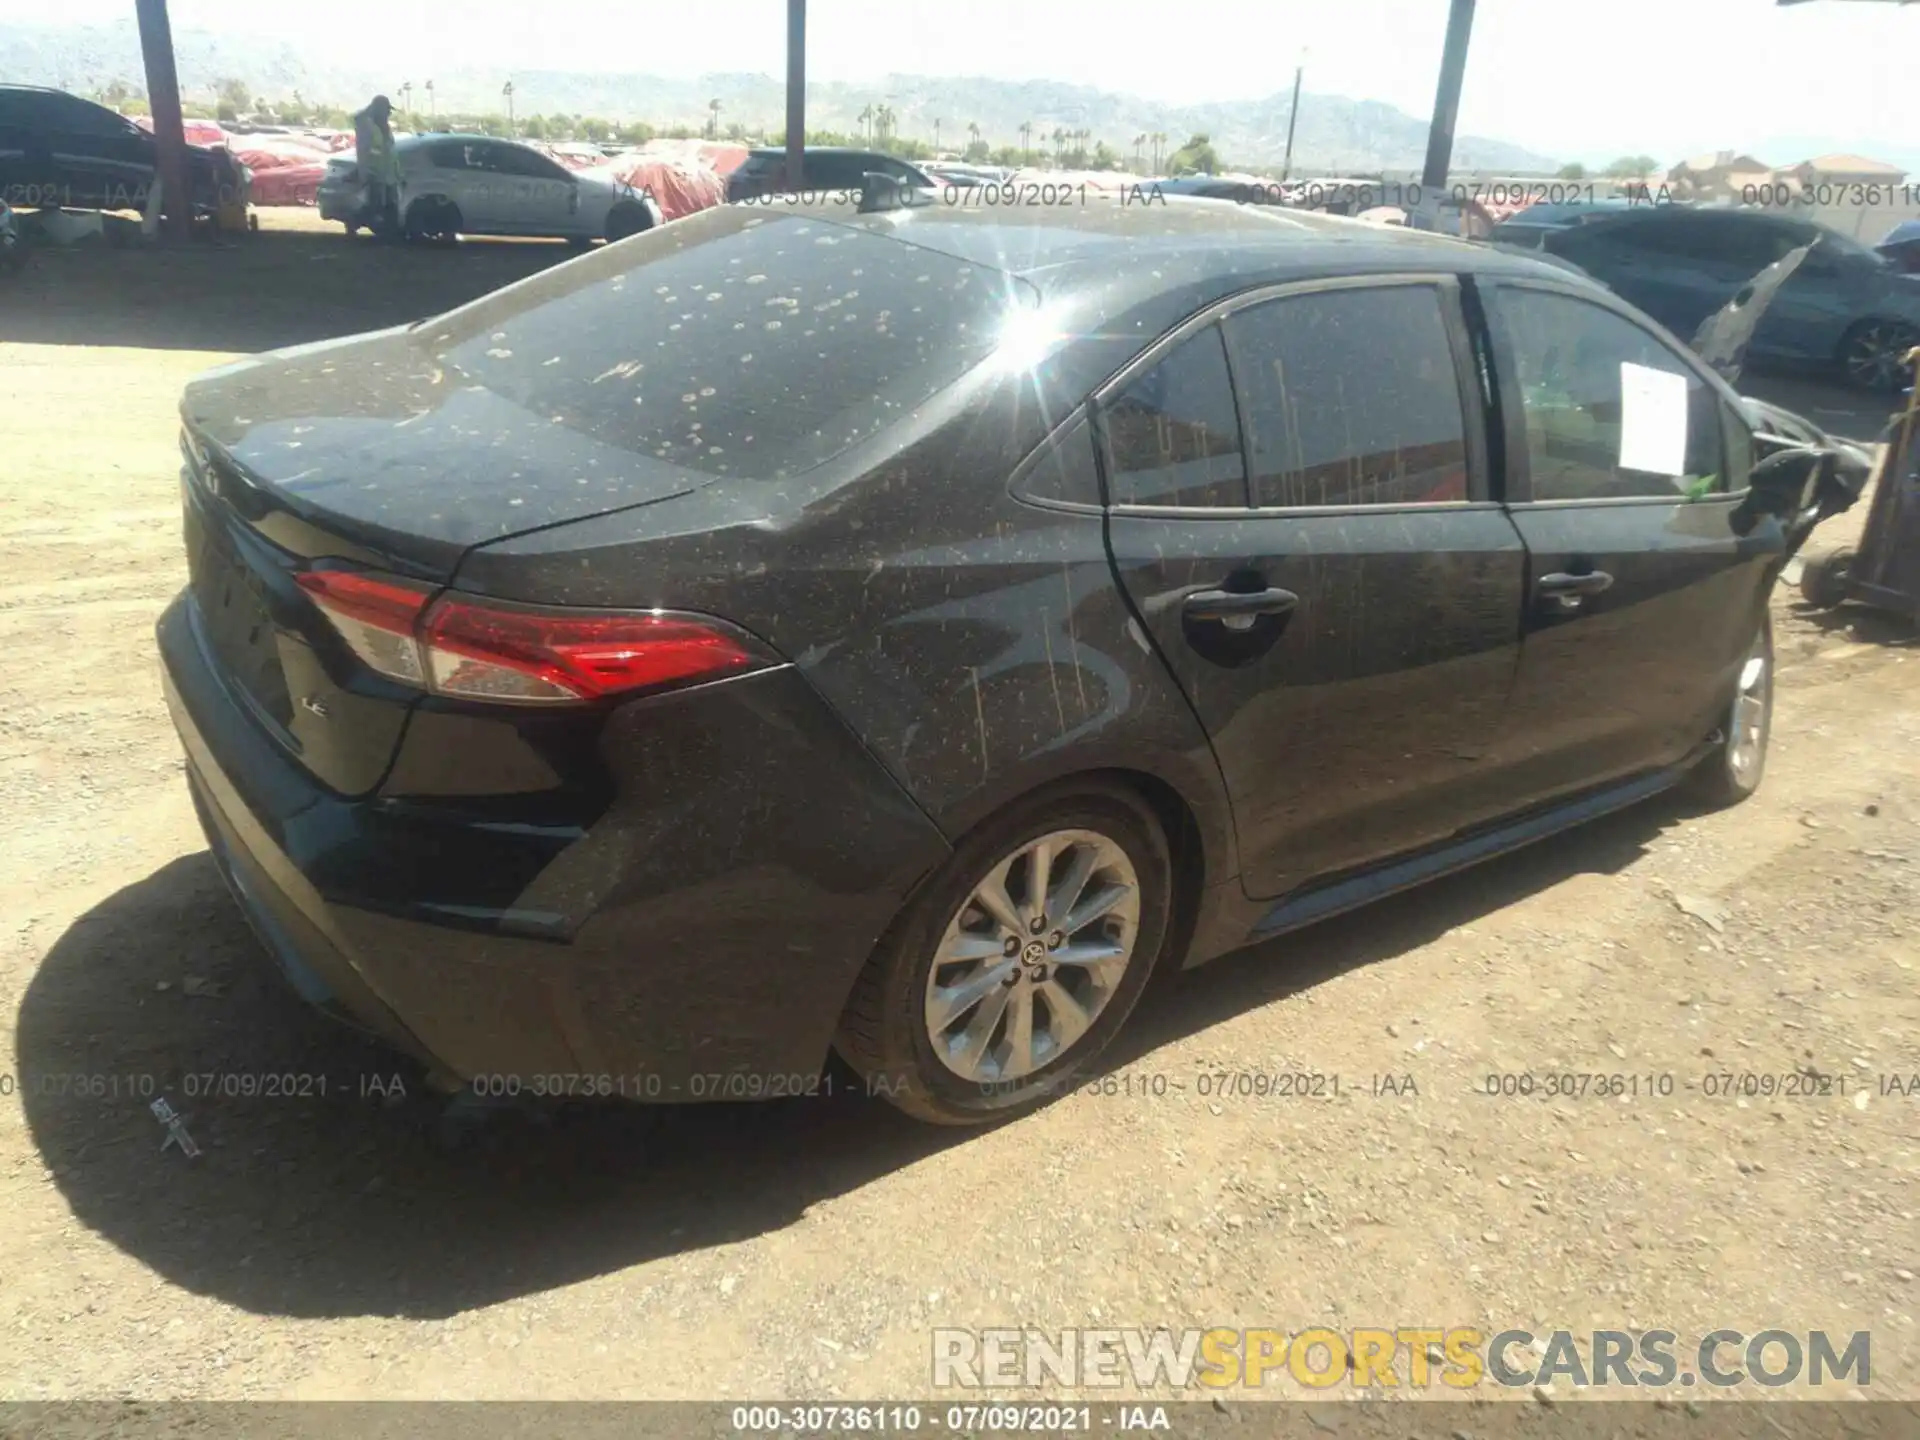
[15,795,1678,1321]
[1,228,573,353]
[1788,600,1917,647]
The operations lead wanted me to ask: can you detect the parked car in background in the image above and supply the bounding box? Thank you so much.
[162,197,1820,1128]
[0,197,22,272]
[0,83,228,215]
[1152,175,1286,205]
[1877,219,1920,275]
[1528,207,1920,390]
[316,133,661,244]
[1487,197,1691,249]
[725,146,937,200]
[924,162,995,188]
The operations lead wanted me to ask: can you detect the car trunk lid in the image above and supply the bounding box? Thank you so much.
[178,327,713,797]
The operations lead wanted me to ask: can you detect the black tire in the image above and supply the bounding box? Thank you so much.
[606,203,652,244]
[1798,546,1856,611]
[404,197,461,245]
[342,221,362,238]
[835,778,1172,1126]
[1838,318,1920,393]
[1685,614,1773,808]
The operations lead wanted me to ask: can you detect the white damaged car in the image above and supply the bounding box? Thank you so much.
[317,132,661,246]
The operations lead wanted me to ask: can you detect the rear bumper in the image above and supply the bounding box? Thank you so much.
[315,180,366,223]
[158,590,952,1094]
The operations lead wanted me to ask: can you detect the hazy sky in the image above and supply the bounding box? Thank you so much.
[9,0,1914,160]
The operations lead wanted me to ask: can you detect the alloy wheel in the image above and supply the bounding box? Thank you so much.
[923,829,1141,1084]
[1842,321,1919,391]
[1725,639,1771,786]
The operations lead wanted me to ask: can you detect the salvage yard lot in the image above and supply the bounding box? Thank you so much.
[1,211,1916,1402]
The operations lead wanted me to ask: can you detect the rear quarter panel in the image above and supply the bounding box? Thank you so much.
[450,374,1241,896]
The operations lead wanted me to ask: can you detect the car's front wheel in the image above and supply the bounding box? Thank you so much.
[836,780,1172,1125]
[1686,616,1773,807]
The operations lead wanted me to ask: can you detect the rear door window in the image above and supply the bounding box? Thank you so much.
[1225,284,1473,508]
[804,153,868,189]
[426,206,1028,480]
[1098,326,1247,509]
[494,145,570,181]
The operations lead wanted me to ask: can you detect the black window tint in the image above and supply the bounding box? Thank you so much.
[495,145,565,180]
[1706,218,1798,271]
[427,141,467,168]
[1101,326,1246,508]
[429,206,1024,481]
[1227,286,1470,509]
[50,96,130,135]
[1014,414,1101,506]
[805,154,862,189]
[1500,289,1724,502]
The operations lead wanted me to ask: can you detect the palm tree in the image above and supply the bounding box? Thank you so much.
[706,98,723,140]
[968,121,982,155]
[1151,131,1167,172]
[1133,132,1147,169]
[1019,120,1033,163]
[857,103,874,144]
[932,118,942,152]
[876,104,895,145]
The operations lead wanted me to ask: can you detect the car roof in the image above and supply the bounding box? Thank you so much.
[1496,198,1664,227]
[403,132,515,145]
[793,194,1590,299]
[745,146,911,160]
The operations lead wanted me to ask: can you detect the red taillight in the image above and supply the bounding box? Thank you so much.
[294,568,765,704]
[422,598,760,702]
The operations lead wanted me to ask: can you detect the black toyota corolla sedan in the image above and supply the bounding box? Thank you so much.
[161,192,1804,1126]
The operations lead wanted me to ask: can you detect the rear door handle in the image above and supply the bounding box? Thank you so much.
[1183,587,1300,624]
[1536,570,1613,611]
[1537,571,1613,597]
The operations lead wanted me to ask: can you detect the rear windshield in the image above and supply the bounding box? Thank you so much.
[422,206,1026,480]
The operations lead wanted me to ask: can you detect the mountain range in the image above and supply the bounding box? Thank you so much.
[0,18,1565,173]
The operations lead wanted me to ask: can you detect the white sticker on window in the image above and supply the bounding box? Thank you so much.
[1617,362,1690,476]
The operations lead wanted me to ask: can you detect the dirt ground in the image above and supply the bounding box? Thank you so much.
[0,209,1916,1407]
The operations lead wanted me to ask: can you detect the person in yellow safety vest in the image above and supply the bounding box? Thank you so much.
[353,95,402,239]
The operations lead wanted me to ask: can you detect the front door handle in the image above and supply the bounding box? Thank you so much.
[1183,587,1300,627]
[1536,570,1613,611]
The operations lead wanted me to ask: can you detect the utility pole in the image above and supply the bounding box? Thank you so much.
[1421,0,1476,190]
[784,0,805,192]
[1280,55,1305,182]
[133,0,190,242]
